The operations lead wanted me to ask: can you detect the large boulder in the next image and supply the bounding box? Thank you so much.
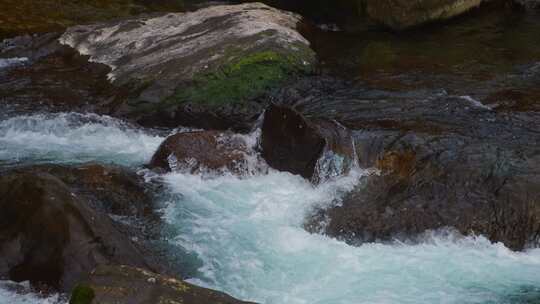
[261,104,356,183]
[59,3,316,131]
[364,0,484,30]
[149,130,263,176]
[0,167,153,291]
[70,265,255,304]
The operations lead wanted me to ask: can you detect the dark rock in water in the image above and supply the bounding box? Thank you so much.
[310,133,540,250]
[261,104,355,183]
[59,3,316,131]
[149,131,262,175]
[31,163,154,217]
[71,264,256,304]
[273,77,540,250]
[0,168,153,291]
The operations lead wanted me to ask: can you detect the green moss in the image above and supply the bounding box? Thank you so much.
[70,284,95,304]
[168,48,314,107]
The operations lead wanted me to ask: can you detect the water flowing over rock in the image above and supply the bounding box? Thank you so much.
[71,264,256,304]
[59,3,316,130]
[149,130,265,176]
[261,104,356,183]
[271,77,540,250]
[364,0,484,30]
[0,166,154,291]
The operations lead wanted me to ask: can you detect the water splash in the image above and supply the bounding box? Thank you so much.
[0,112,165,166]
[0,281,66,304]
[0,57,28,70]
[158,166,540,304]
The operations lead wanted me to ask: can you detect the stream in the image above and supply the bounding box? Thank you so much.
[1,1,540,304]
[0,113,540,303]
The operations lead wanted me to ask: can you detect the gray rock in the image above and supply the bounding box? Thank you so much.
[272,76,540,250]
[59,3,316,130]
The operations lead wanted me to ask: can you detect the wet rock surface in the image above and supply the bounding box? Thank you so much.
[72,264,256,304]
[275,77,540,250]
[0,37,120,117]
[364,0,484,30]
[149,130,261,175]
[26,163,155,217]
[0,167,154,291]
[58,3,315,130]
[261,104,355,183]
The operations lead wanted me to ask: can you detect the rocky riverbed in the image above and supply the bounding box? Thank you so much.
[1,1,540,303]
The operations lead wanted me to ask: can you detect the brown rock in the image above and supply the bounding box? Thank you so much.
[73,264,256,304]
[0,170,152,291]
[149,131,256,175]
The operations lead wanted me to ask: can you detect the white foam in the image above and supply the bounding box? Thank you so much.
[460,95,493,110]
[0,112,164,166]
[0,281,66,304]
[159,168,540,304]
[0,57,28,69]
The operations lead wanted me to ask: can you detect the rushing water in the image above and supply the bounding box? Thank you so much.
[1,113,540,304]
[0,112,165,167]
[0,281,65,304]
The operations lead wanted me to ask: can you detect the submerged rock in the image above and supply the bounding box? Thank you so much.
[0,168,153,291]
[71,264,255,304]
[261,104,356,183]
[59,3,316,131]
[364,0,484,30]
[149,130,263,176]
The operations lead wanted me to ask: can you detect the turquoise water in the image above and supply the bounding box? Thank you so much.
[1,113,540,303]
[160,170,540,304]
[0,112,165,167]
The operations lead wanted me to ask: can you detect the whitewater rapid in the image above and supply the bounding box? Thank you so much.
[1,113,540,304]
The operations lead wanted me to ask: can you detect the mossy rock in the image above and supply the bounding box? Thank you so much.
[169,49,313,107]
[61,3,316,130]
[70,284,95,304]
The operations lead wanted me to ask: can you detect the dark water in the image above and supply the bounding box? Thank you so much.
[308,7,540,110]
